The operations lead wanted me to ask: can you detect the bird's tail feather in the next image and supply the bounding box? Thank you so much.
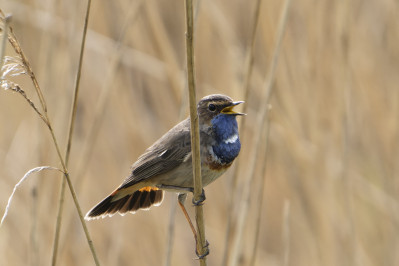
[85,187,164,220]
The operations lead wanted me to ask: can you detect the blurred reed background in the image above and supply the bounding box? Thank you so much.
[1,0,399,265]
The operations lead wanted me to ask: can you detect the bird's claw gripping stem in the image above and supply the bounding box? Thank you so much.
[192,189,206,206]
[195,240,210,259]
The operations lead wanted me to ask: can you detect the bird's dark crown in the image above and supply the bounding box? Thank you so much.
[197,94,244,124]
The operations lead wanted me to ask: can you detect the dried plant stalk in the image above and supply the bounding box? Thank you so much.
[1,166,64,226]
[0,7,100,266]
[51,0,94,264]
[185,0,208,265]
[229,0,291,265]
[221,0,263,264]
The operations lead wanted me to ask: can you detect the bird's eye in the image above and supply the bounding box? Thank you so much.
[208,103,216,112]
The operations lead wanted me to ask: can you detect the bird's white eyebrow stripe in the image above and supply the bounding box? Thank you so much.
[224,134,238,144]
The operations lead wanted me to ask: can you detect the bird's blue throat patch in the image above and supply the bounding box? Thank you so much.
[211,114,241,164]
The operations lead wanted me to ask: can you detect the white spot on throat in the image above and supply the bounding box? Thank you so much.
[224,134,238,144]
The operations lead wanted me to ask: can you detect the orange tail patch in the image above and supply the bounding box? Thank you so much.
[139,186,159,192]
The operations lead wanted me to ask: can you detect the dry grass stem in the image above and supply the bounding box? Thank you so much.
[282,200,291,266]
[185,0,207,264]
[2,1,399,265]
[0,166,64,226]
[164,195,178,266]
[2,83,46,122]
[249,115,271,266]
[3,18,47,114]
[146,2,184,102]
[221,0,263,264]
[0,14,11,75]
[164,77,190,266]
[1,56,26,77]
[51,0,93,264]
[0,6,100,266]
[74,0,144,188]
[230,0,291,265]
[1,9,48,126]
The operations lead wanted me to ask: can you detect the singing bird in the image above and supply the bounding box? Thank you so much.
[85,94,244,224]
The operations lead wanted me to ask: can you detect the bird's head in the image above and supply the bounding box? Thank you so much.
[197,94,245,126]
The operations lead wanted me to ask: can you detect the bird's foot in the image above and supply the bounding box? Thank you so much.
[195,240,210,260]
[192,189,206,206]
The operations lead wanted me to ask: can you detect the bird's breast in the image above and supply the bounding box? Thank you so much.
[209,114,241,165]
[210,138,241,165]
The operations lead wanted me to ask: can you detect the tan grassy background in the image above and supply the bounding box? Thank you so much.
[1,0,399,265]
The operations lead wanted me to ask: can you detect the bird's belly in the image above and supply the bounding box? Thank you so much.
[201,163,227,186]
[155,158,226,191]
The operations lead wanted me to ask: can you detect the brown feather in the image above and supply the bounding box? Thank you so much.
[85,187,164,220]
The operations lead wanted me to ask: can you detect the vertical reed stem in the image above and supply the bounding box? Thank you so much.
[184,0,207,265]
[221,0,262,264]
[230,0,291,265]
[51,0,98,265]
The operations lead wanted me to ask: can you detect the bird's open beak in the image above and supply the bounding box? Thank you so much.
[221,101,246,115]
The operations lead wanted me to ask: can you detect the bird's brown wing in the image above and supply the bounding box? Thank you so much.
[119,119,191,189]
[85,119,192,219]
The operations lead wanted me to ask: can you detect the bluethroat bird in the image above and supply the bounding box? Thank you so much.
[85,94,244,255]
